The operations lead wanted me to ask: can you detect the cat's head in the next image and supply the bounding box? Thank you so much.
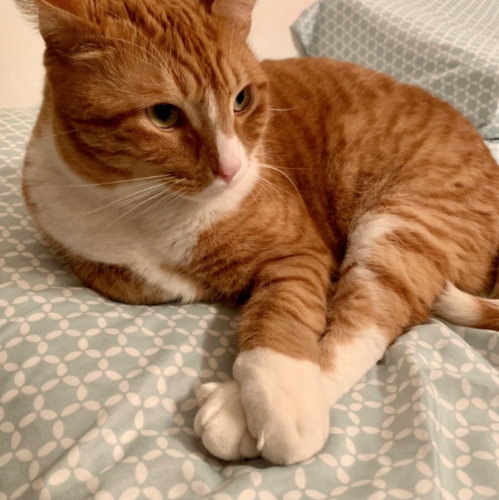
[20,0,269,200]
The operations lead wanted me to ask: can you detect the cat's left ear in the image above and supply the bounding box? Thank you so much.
[209,0,258,37]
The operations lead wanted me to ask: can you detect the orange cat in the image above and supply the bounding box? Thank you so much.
[19,0,499,465]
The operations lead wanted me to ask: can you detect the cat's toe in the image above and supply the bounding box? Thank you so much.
[193,381,259,461]
[234,349,330,466]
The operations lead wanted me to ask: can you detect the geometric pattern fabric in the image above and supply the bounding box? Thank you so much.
[293,0,499,139]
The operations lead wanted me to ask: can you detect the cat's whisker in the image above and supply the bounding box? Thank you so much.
[105,12,185,87]
[128,189,172,219]
[93,178,186,220]
[256,178,285,220]
[258,175,288,203]
[38,126,109,144]
[113,48,166,75]
[63,174,174,189]
[49,129,79,138]
[270,107,299,112]
[164,41,184,88]
[250,178,274,216]
[134,192,171,218]
[79,181,164,215]
[229,19,236,65]
[80,33,166,74]
[259,163,302,197]
[99,185,183,232]
[249,189,262,214]
[102,182,173,210]
[100,24,168,73]
[40,126,121,148]
[258,173,291,199]
[269,100,306,113]
[103,188,166,214]
[140,186,188,216]
[258,175,286,204]
[106,12,171,74]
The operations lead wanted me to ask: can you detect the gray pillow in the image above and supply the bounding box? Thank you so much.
[292,0,499,139]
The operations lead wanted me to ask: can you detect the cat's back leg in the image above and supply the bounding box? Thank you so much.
[320,199,499,404]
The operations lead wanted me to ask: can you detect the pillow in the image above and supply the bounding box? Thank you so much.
[292,0,499,139]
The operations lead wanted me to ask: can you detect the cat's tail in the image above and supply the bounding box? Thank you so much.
[432,282,499,330]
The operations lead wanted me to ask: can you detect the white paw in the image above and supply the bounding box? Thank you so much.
[193,381,259,461]
[234,349,330,465]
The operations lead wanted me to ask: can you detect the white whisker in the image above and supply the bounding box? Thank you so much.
[259,174,290,199]
[96,29,167,74]
[259,176,287,202]
[270,107,298,112]
[259,163,301,197]
[257,177,285,220]
[99,184,181,232]
[105,11,186,85]
[135,185,187,218]
[269,100,306,113]
[229,19,236,65]
[104,187,166,213]
[107,11,171,73]
[128,189,170,218]
[50,129,79,138]
[249,188,264,215]
[62,174,173,188]
[79,181,164,215]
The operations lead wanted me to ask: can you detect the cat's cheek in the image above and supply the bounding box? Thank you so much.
[233,349,330,465]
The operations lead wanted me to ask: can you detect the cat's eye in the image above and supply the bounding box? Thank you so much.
[234,87,252,113]
[147,104,180,129]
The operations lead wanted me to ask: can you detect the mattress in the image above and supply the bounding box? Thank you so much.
[1,108,499,500]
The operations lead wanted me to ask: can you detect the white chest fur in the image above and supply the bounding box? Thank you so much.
[24,125,259,303]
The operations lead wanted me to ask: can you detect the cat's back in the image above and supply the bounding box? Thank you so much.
[261,56,465,132]
[261,57,499,251]
[261,56,498,181]
[262,57,399,108]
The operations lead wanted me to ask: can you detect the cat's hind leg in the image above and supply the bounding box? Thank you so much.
[320,212,450,406]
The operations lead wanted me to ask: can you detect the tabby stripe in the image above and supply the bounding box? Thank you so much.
[366,262,426,318]
[386,230,450,275]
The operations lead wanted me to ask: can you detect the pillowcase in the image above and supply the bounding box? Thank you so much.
[292,0,499,139]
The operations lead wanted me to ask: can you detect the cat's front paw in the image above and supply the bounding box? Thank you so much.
[234,349,330,465]
[193,381,260,461]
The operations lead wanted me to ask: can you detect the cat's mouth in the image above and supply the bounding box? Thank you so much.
[188,164,249,202]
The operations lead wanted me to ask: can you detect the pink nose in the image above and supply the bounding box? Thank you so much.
[219,161,241,183]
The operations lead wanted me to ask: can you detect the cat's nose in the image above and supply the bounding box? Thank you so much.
[219,160,241,183]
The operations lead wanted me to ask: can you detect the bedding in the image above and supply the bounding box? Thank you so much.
[1,108,499,500]
[292,0,499,140]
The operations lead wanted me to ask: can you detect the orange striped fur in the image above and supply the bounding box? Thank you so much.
[18,0,499,464]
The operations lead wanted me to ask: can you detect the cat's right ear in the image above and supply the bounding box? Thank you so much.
[15,0,101,56]
[206,0,258,38]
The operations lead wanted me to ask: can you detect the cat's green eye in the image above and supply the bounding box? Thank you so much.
[147,104,180,129]
[234,87,252,113]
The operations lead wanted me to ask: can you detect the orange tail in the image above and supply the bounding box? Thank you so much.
[433,282,499,331]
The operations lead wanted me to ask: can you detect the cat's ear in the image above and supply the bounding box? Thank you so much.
[210,0,258,37]
[16,0,102,56]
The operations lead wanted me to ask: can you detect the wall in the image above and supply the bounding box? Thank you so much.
[0,0,315,108]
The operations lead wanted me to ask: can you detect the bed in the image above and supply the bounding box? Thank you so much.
[3,0,499,497]
[1,105,499,500]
